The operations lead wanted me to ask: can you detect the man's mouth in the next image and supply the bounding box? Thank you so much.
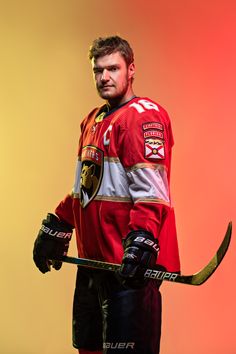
[100,85,114,89]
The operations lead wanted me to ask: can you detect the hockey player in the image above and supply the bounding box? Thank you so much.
[33,36,180,354]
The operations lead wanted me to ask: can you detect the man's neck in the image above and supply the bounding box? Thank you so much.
[107,90,135,110]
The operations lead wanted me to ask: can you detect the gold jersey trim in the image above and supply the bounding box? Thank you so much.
[126,162,166,172]
[72,193,169,206]
[72,192,132,203]
[104,156,121,163]
[134,198,170,207]
[95,195,132,202]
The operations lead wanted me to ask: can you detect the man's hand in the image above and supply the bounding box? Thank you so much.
[33,213,73,274]
[119,230,159,287]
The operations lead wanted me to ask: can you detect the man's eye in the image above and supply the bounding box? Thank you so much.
[110,67,118,71]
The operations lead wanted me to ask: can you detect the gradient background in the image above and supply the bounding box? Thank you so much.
[1,1,235,353]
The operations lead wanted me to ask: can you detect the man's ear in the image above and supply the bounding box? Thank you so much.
[128,62,135,81]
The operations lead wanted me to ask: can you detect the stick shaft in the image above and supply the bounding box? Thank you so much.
[62,222,232,286]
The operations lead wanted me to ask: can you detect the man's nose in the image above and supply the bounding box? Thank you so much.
[101,69,110,82]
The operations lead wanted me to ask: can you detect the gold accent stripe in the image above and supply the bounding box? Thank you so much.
[126,163,166,172]
[104,156,121,163]
[78,156,120,163]
[72,193,169,206]
[72,192,131,202]
[79,156,116,162]
[134,198,170,207]
[94,195,132,202]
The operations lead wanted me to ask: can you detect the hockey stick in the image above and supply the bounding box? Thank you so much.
[61,222,232,286]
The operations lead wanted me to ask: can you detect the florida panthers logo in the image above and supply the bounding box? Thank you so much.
[80,146,104,208]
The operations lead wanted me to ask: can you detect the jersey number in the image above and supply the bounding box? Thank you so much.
[129,99,159,113]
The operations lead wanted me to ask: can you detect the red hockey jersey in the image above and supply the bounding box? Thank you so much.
[55,97,180,272]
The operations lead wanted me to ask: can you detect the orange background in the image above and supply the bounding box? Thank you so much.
[1,1,235,353]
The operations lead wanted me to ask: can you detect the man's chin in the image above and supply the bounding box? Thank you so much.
[98,91,113,100]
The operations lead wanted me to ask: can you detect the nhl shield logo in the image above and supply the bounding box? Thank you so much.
[80,145,104,208]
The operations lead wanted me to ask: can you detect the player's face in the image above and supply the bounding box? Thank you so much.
[92,52,135,106]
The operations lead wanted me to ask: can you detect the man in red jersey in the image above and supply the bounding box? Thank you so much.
[33,36,180,354]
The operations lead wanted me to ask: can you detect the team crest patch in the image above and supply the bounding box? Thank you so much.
[145,139,165,160]
[80,145,104,208]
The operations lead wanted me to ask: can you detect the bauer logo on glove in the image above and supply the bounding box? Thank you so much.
[119,230,160,288]
[133,236,160,253]
[33,213,73,274]
[40,224,72,240]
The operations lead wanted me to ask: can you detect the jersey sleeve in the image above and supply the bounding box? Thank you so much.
[55,193,75,227]
[117,98,174,239]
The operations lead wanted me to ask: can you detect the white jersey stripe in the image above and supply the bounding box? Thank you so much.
[72,158,170,205]
[127,166,170,204]
[98,160,129,197]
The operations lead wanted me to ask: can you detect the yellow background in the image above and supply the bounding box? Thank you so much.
[1,1,235,353]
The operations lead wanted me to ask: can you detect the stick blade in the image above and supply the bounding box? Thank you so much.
[180,221,232,285]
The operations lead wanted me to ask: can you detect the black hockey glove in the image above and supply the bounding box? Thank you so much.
[33,213,73,274]
[119,230,159,288]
